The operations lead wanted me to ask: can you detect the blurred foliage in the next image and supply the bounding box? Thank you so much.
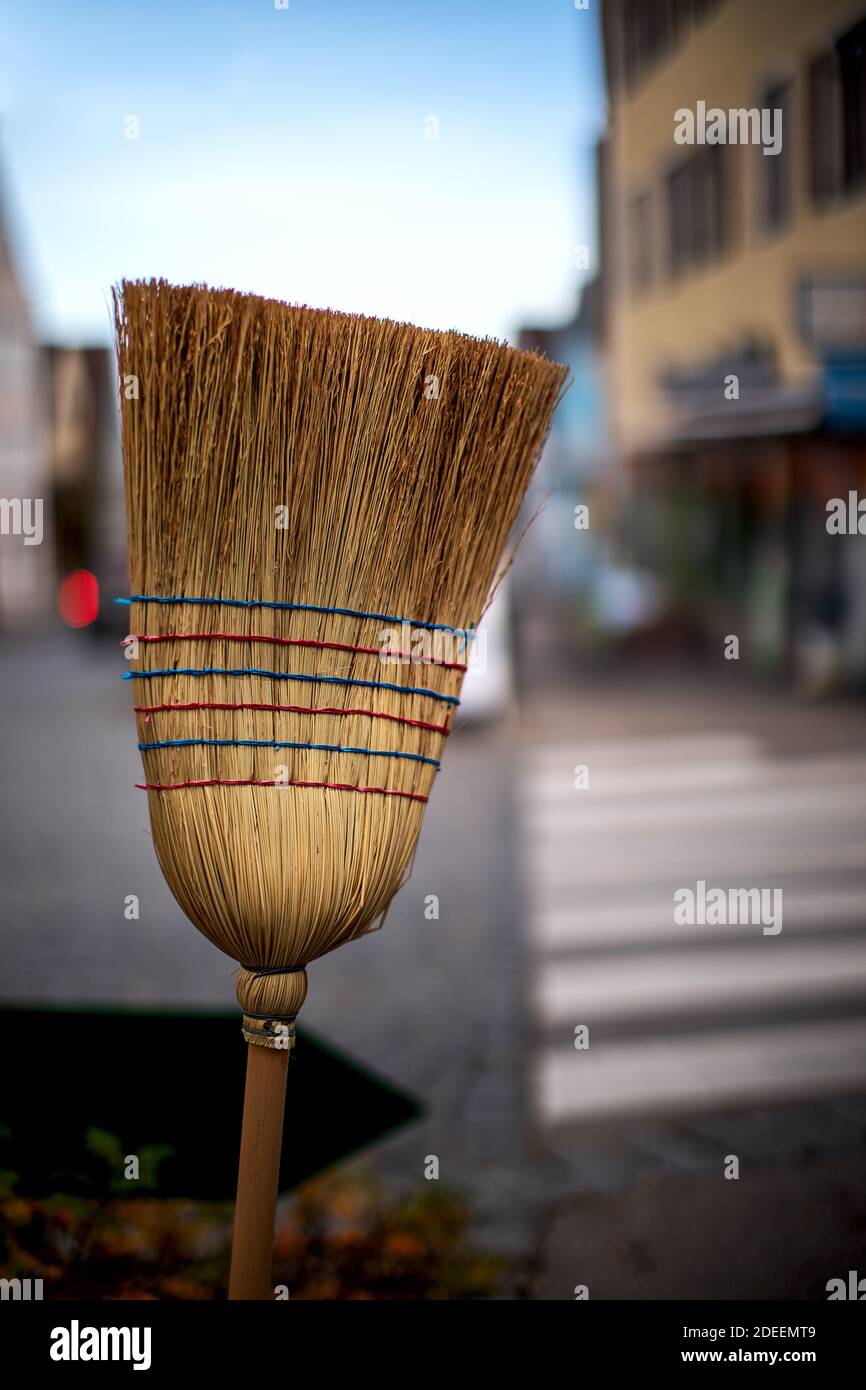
[0,1119,176,1199]
[273,1170,504,1300]
[84,1127,175,1194]
[0,1159,503,1300]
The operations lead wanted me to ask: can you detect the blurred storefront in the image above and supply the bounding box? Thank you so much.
[599,0,866,688]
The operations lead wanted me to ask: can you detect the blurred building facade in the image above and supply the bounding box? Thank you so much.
[0,131,126,635]
[44,345,125,629]
[600,0,866,685]
[515,278,645,679]
[0,166,52,628]
[519,280,610,599]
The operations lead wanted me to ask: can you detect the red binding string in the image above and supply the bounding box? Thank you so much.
[136,777,429,803]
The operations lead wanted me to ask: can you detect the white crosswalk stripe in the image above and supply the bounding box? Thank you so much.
[538,1019,866,1125]
[521,733,866,1128]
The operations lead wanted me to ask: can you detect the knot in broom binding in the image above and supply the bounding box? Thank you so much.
[236,963,308,1049]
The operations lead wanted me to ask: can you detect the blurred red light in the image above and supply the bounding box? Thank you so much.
[58,570,99,628]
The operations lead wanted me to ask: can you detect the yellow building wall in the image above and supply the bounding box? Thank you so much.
[610,0,866,452]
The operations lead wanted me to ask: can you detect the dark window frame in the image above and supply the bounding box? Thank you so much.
[628,189,655,295]
[620,0,725,93]
[839,15,866,194]
[808,15,866,208]
[665,144,730,279]
[757,77,794,236]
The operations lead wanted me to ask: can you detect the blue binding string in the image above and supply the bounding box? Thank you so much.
[115,595,475,644]
[122,667,460,706]
[138,737,440,768]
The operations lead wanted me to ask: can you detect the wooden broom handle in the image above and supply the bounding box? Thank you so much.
[229,1042,289,1300]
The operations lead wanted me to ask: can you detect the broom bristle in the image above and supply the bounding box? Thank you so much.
[114,279,567,1043]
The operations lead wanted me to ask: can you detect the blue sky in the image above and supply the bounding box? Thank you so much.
[0,0,605,345]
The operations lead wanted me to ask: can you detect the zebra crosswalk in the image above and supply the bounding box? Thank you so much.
[521,732,866,1130]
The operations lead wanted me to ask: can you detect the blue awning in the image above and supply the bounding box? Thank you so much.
[823,355,866,431]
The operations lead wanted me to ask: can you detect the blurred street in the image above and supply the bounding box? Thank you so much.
[523,708,866,1130]
[3,631,866,1295]
[521,662,866,1297]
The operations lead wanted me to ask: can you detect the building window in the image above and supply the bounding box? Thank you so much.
[809,16,866,206]
[623,0,675,90]
[691,0,724,20]
[616,1,725,93]
[759,80,793,234]
[666,146,728,277]
[839,16,866,193]
[667,159,692,276]
[809,51,843,204]
[629,191,654,294]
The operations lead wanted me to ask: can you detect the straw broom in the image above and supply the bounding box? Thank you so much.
[114,279,566,1300]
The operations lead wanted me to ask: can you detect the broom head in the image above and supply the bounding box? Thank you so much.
[115,280,566,1045]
